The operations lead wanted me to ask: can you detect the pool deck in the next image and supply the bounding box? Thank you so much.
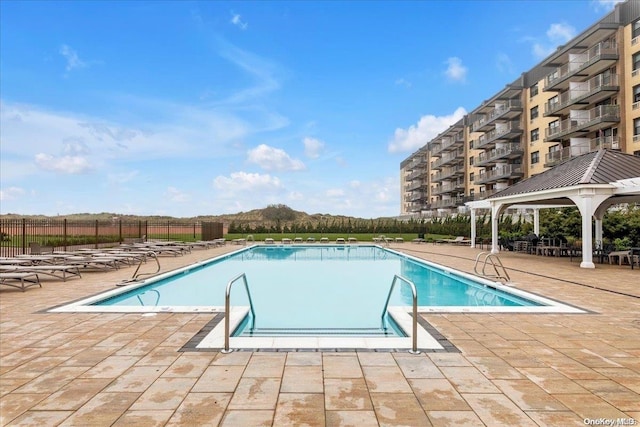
[1,243,638,426]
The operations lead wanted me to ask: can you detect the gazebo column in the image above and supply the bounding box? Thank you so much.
[570,191,611,269]
[490,202,504,254]
[594,217,603,247]
[470,208,476,248]
[533,208,540,236]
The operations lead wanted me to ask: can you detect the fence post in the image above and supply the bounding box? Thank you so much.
[95,220,99,249]
[119,219,122,243]
[22,218,26,255]
[167,221,170,241]
[63,219,67,252]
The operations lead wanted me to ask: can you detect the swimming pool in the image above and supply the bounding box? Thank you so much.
[51,245,584,350]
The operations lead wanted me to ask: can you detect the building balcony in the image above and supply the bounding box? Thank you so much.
[406,169,426,180]
[430,133,464,156]
[544,73,619,117]
[474,164,524,185]
[471,100,523,133]
[431,148,465,170]
[474,122,523,150]
[544,105,620,142]
[407,180,424,191]
[431,197,465,209]
[432,165,465,182]
[543,40,618,92]
[409,191,425,202]
[475,143,524,167]
[473,189,498,200]
[544,136,621,167]
[432,179,465,195]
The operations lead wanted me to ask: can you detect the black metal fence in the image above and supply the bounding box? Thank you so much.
[0,219,206,257]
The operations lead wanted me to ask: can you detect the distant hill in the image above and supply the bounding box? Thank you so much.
[0,207,392,228]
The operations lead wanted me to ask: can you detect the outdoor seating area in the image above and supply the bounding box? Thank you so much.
[435,236,472,245]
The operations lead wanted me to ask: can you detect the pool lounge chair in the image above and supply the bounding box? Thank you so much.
[293,237,304,244]
[0,273,42,291]
[0,265,81,282]
[347,237,358,243]
[264,238,275,245]
[336,238,346,244]
[306,237,316,243]
[282,238,292,244]
[438,236,472,245]
[319,237,330,243]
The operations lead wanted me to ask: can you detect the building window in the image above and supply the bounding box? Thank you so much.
[530,128,539,142]
[469,172,474,182]
[531,151,540,164]
[634,52,640,72]
[469,156,474,166]
[530,106,539,121]
[469,140,474,149]
[635,118,640,136]
[530,83,538,98]
[634,85,640,103]
[633,19,640,39]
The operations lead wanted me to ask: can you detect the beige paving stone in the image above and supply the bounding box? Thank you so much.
[323,355,363,378]
[5,410,74,426]
[324,378,373,410]
[220,410,273,426]
[104,365,166,392]
[467,355,525,379]
[371,393,431,426]
[362,365,412,393]
[34,378,112,411]
[525,410,590,426]
[212,351,252,366]
[57,391,140,426]
[111,409,174,426]
[0,393,48,425]
[426,410,484,427]
[439,366,500,393]
[161,353,214,378]
[129,377,197,411]
[281,365,324,393]
[191,365,245,393]
[409,378,470,411]
[285,352,322,366]
[450,339,495,356]
[552,393,630,420]
[135,345,181,366]
[165,392,232,426]
[60,346,118,367]
[14,366,89,394]
[517,367,590,394]
[427,352,472,367]
[0,377,31,397]
[463,393,538,426]
[2,356,69,379]
[79,354,140,379]
[576,379,640,411]
[393,353,444,379]
[357,352,397,366]
[227,377,281,410]
[492,379,568,411]
[243,353,286,377]
[325,410,379,427]
[273,393,325,427]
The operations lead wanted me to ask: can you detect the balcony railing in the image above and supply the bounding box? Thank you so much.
[474,164,523,184]
[407,180,424,191]
[544,105,619,141]
[431,148,464,169]
[432,179,465,195]
[471,99,522,132]
[543,136,620,167]
[475,143,524,166]
[473,189,498,200]
[543,40,618,91]
[475,122,522,149]
[544,73,619,116]
[430,135,464,156]
[432,165,465,182]
[431,197,465,209]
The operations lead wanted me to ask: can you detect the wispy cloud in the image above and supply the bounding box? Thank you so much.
[496,53,515,74]
[247,144,305,171]
[303,137,325,159]
[34,153,93,174]
[230,12,248,30]
[444,57,467,83]
[531,22,576,59]
[388,107,467,153]
[0,186,25,201]
[59,44,87,72]
[591,0,624,11]
[395,78,412,88]
[165,186,191,202]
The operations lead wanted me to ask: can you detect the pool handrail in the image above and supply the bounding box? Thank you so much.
[222,273,256,353]
[381,274,420,354]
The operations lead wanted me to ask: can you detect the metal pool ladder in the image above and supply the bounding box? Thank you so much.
[474,252,510,282]
[117,251,161,286]
[222,273,256,353]
[381,274,420,354]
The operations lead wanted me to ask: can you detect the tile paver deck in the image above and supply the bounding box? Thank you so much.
[1,243,639,426]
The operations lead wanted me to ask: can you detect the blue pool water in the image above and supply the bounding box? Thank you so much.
[94,245,540,334]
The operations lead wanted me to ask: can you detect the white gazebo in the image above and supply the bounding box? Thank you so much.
[466,150,640,268]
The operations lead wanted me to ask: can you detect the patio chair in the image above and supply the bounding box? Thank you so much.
[0,272,42,291]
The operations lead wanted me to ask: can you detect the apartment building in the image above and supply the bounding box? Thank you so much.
[400,0,640,217]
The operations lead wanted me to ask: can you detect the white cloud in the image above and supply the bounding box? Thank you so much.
[166,186,190,202]
[288,191,303,201]
[388,107,467,153]
[247,144,305,171]
[326,188,345,198]
[230,12,248,30]
[34,153,93,174]
[444,57,467,83]
[0,186,25,201]
[591,0,624,11]
[213,171,283,193]
[59,44,87,72]
[532,22,576,59]
[107,171,139,185]
[496,53,515,74]
[303,137,325,159]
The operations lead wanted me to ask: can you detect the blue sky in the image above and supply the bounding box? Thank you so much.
[0,0,623,218]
